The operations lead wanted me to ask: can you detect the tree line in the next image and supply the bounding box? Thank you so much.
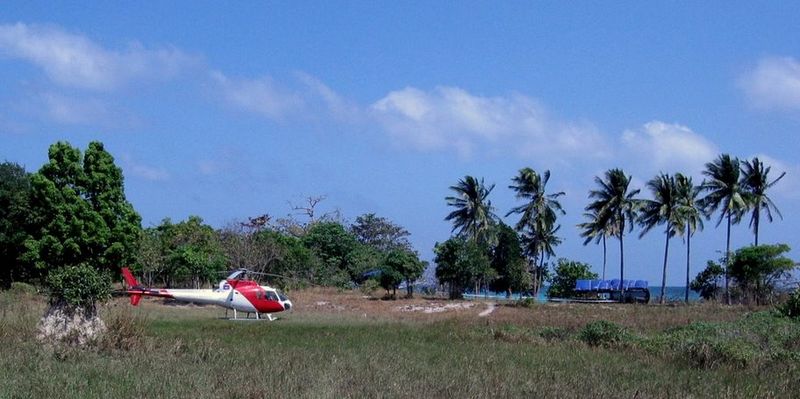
[0,142,425,299]
[1,141,795,305]
[434,155,794,304]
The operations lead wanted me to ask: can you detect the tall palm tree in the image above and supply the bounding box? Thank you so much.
[700,154,747,305]
[741,157,785,246]
[638,173,682,304]
[578,210,617,280]
[674,173,704,303]
[507,168,565,232]
[521,222,562,295]
[507,168,566,287]
[445,175,497,244]
[586,169,641,296]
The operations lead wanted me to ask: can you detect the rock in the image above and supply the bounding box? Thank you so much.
[36,303,106,346]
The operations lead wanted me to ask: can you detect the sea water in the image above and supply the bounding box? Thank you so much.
[463,286,702,303]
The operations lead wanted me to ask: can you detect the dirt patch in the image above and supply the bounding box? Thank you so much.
[395,302,475,314]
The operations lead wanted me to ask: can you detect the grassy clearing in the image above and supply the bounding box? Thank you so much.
[1,289,798,398]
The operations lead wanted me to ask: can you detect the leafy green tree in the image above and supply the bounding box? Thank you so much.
[489,223,531,296]
[0,162,32,286]
[302,221,361,285]
[445,176,497,244]
[153,216,226,288]
[350,213,412,252]
[701,154,747,305]
[23,142,142,280]
[586,169,640,294]
[728,244,796,305]
[434,237,491,299]
[638,173,682,304]
[578,210,616,280]
[741,157,785,246]
[382,249,425,297]
[674,173,704,303]
[690,260,725,301]
[547,258,598,299]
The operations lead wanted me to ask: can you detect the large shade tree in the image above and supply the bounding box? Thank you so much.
[638,173,682,304]
[700,154,747,305]
[445,176,497,244]
[23,142,142,275]
[741,157,785,246]
[674,173,705,303]
[585,169,640,294]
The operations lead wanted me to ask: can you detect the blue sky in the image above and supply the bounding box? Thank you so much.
[2,2,799,286]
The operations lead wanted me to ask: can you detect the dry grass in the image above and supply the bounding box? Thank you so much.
[1,288,796,398]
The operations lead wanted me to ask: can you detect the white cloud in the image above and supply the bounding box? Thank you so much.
[0,22,195,91]
[740,56,800,111]
[37,92,117,125]
[621,121,718,175]
[210,71,306,120]
[370,86,609,159]
[119,154,170,181]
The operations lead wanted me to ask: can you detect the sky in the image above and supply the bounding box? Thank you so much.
[1,2,799,286]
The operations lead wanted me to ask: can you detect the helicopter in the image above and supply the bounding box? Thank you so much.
[120,267,293,321]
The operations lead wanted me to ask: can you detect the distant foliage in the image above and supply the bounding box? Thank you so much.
[778,289,800,318]
[0,162,32,287]
[728,244,795,305]
[434,237,491,299]
[690,260,725,301]
[135,216,225,288]
[382,249,425,297]
[489,223,531,296]
[45,264,111,311]
[351,213,412,252]
[547,258,598,299]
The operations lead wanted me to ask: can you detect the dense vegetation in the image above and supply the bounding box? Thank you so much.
[0,141,796,308]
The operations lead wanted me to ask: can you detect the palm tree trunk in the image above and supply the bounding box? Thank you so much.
[685,225,691,304]
[602,235,607,280]
[619,232,625,301]
[725,213,731,305]
[754,208,760,246]
[660,223,671,304]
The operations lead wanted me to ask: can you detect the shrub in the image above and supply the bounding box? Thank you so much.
[9,282,37,295]
[778,289,800,318]
[96,310,147,352]
[45,265,111,310]
[359,278,380,297]
[538,326,571,342]
[578,320,630,347]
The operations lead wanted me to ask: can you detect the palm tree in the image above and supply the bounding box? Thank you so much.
[445,176,497,244]
[741,157,785,246]
[586,169,641,297]
[507,168,565,232]
[521,222,562,295]
[578,210,617,280]
[638,173,682,304]
[674,173,704,303]
[700,154,747,305]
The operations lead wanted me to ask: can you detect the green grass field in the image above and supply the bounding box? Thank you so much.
[1,289,798,398]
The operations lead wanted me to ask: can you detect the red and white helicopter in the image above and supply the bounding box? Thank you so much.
[120,267,293,321]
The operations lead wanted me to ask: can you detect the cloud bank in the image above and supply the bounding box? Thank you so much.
[0,22,195,91]
[741,56,800,111]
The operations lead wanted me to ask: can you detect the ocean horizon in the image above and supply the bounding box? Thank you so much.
[463,286,703,303]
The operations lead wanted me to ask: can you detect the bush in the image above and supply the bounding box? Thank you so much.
[359,278,380,297]
[578,320,630,347]
[45,265,111,310]
[9,282,37,295]
[538,326,572,342]
[778,289,800,318]
[96,310,147,353]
